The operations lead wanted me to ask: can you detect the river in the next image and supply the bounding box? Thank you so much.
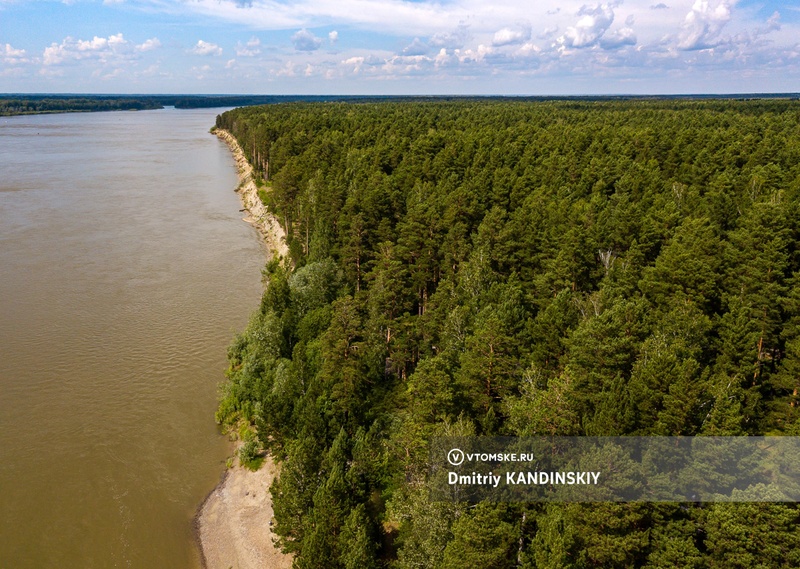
[0,108,266,567]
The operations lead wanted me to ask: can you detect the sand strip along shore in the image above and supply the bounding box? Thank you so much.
[196,454,292,569]
[195,129,292,569]
[214,128,289,261]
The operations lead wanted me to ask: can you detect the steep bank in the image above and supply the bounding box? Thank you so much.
[214,128,289,261]
[195,130,292,569]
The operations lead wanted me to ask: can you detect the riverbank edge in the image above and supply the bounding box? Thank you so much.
[193,128,291,569]
[193,467,229,569]
[194,450,292,569]
[213,128,289,261]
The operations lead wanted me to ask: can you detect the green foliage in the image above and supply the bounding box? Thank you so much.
[388,484,461,569]
[215,99,800,568]
[705,502,800,568]
[505,366,581,436]
[238,438,264,471]
[439,504,518,569]
[339,504,379,569]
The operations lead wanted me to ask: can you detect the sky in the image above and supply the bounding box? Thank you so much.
[0,0,799,94]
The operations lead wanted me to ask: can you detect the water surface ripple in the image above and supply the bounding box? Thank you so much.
[0,108,265,568]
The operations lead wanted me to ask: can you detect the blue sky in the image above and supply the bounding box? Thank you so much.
[1,0,798,94]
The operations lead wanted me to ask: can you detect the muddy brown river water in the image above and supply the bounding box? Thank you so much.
[0,108,265,568]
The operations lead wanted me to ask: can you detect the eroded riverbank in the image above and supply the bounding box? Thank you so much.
[214,128,289,261]
[196,128,291,569]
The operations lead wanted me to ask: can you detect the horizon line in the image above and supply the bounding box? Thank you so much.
[3,92,800,99]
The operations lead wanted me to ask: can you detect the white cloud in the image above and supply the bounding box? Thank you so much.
[292,29,322,51]
[338,54,385,75]
[403,38,429,55]
[741,10,779,43]
[434,48,452,67]
[136,38,161,52]
[600,27,637,49]
[539,26,560,40]
[382,54,433,75]
[80,0,797,67]
[191,40,223,56]
[2,43,28,64]
[236,37,261,56]
[766,11,780,31]
[11,0,800,92]
[276,61,297,76]
[95,67,123,79]
[343,55,365,73]
[678,0,734,50]
[559,4,616,49]
[456,44,493,64]
[182,0,454,37]
[492,25,531,47]
[43,33,129,65]
[430,24,470,49]
[517,42,542,57]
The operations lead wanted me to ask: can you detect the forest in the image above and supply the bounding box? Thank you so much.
[0,95,162,115]
[4,93,792,117]
[0,94,352,116]
[215,99,800,568]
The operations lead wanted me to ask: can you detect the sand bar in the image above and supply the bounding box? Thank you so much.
[196,454,292,569]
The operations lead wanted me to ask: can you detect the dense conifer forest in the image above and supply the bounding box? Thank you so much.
[215,99,800,568]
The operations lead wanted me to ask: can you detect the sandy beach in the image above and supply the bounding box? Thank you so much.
[196,129,292,569]
[196,454,292,569]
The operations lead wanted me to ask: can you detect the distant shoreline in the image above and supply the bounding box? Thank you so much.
[4,92,798,117]
[0,94,367,117]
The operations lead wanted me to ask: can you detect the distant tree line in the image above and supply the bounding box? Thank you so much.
[0,94,353,116]
[216,99,800,568]
[0,96,162,115]
[3,93,798,116]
